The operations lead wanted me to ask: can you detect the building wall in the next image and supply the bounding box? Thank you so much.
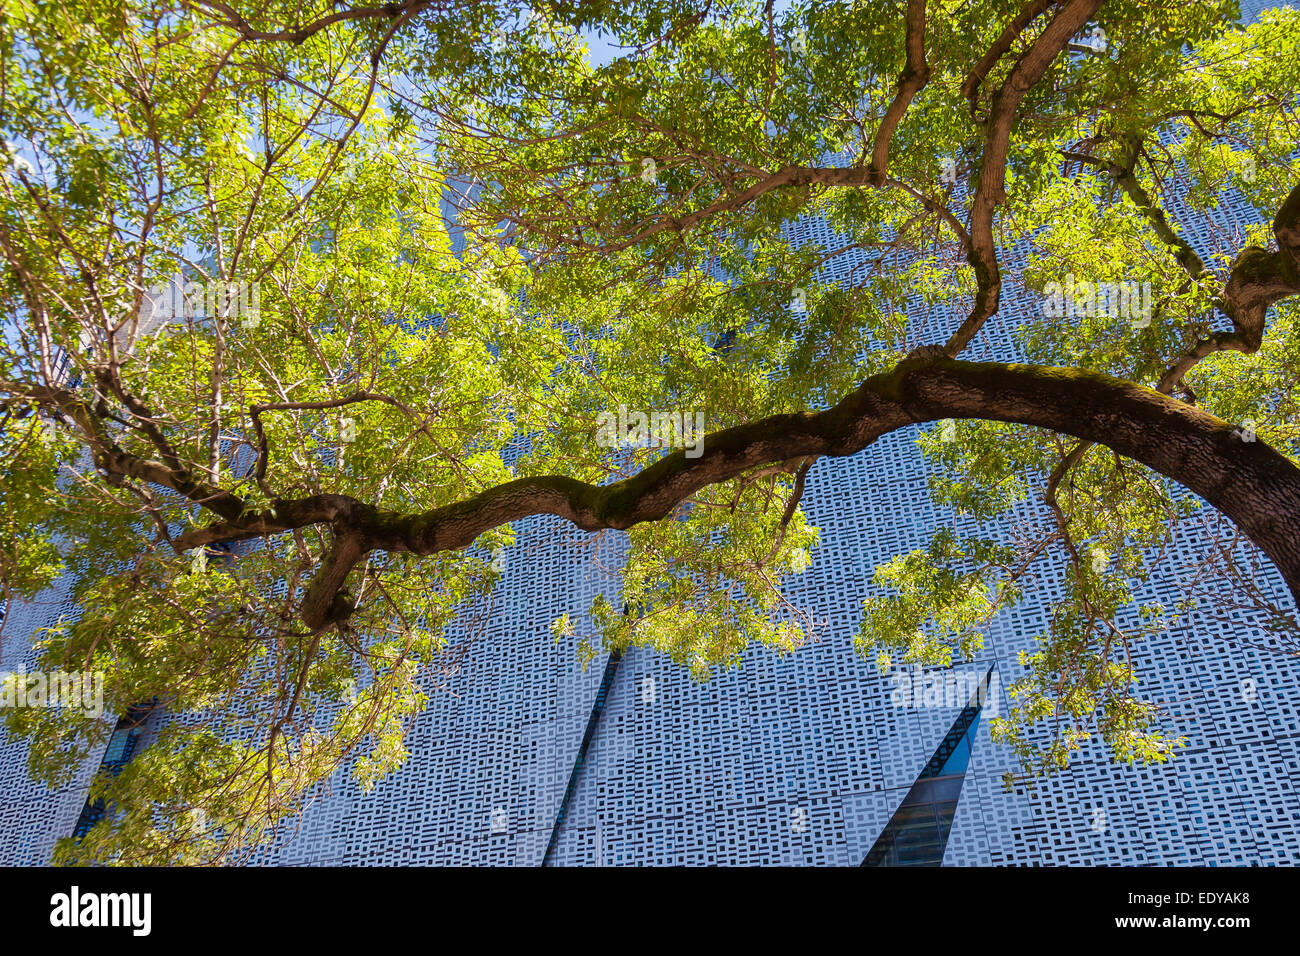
[0,574,114,865]
[240,432,1299,867]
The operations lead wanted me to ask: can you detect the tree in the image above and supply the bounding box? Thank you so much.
[0,0,1296,863]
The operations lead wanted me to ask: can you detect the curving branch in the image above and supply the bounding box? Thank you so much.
[7,381,249,524]
[185,0,437,45]
[1159,181,1300,392]
[866,0,931,185]
[164,172,1300,634]
[961,0,1059,113]
[943,0,1105,357]
[248,391,437,485]
[1220,181,1300,343]
[167,353,1300,633]
[17,0,1300,641]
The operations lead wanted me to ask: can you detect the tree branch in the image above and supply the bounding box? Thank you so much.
[1066,140,1300,390]
[186,0,434,45]
[249,390,436,484]
[867,0,931,185]
[943,0,1105,357]
[176,355,1300,632]
[961,0,1058,113]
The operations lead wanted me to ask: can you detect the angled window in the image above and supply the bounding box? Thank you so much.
[72,701,153,840]
[862,666,996,867]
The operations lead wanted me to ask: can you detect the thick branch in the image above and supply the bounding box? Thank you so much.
[179,357,1300,631]
[961,0,1058,112]
[11,381,247,522]
[944,0,1104,356]
[1220,180,1300,344]
[867,0,931,185]
[187,0,433,44]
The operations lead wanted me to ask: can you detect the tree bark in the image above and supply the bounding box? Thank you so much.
[168,356,1300,631]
